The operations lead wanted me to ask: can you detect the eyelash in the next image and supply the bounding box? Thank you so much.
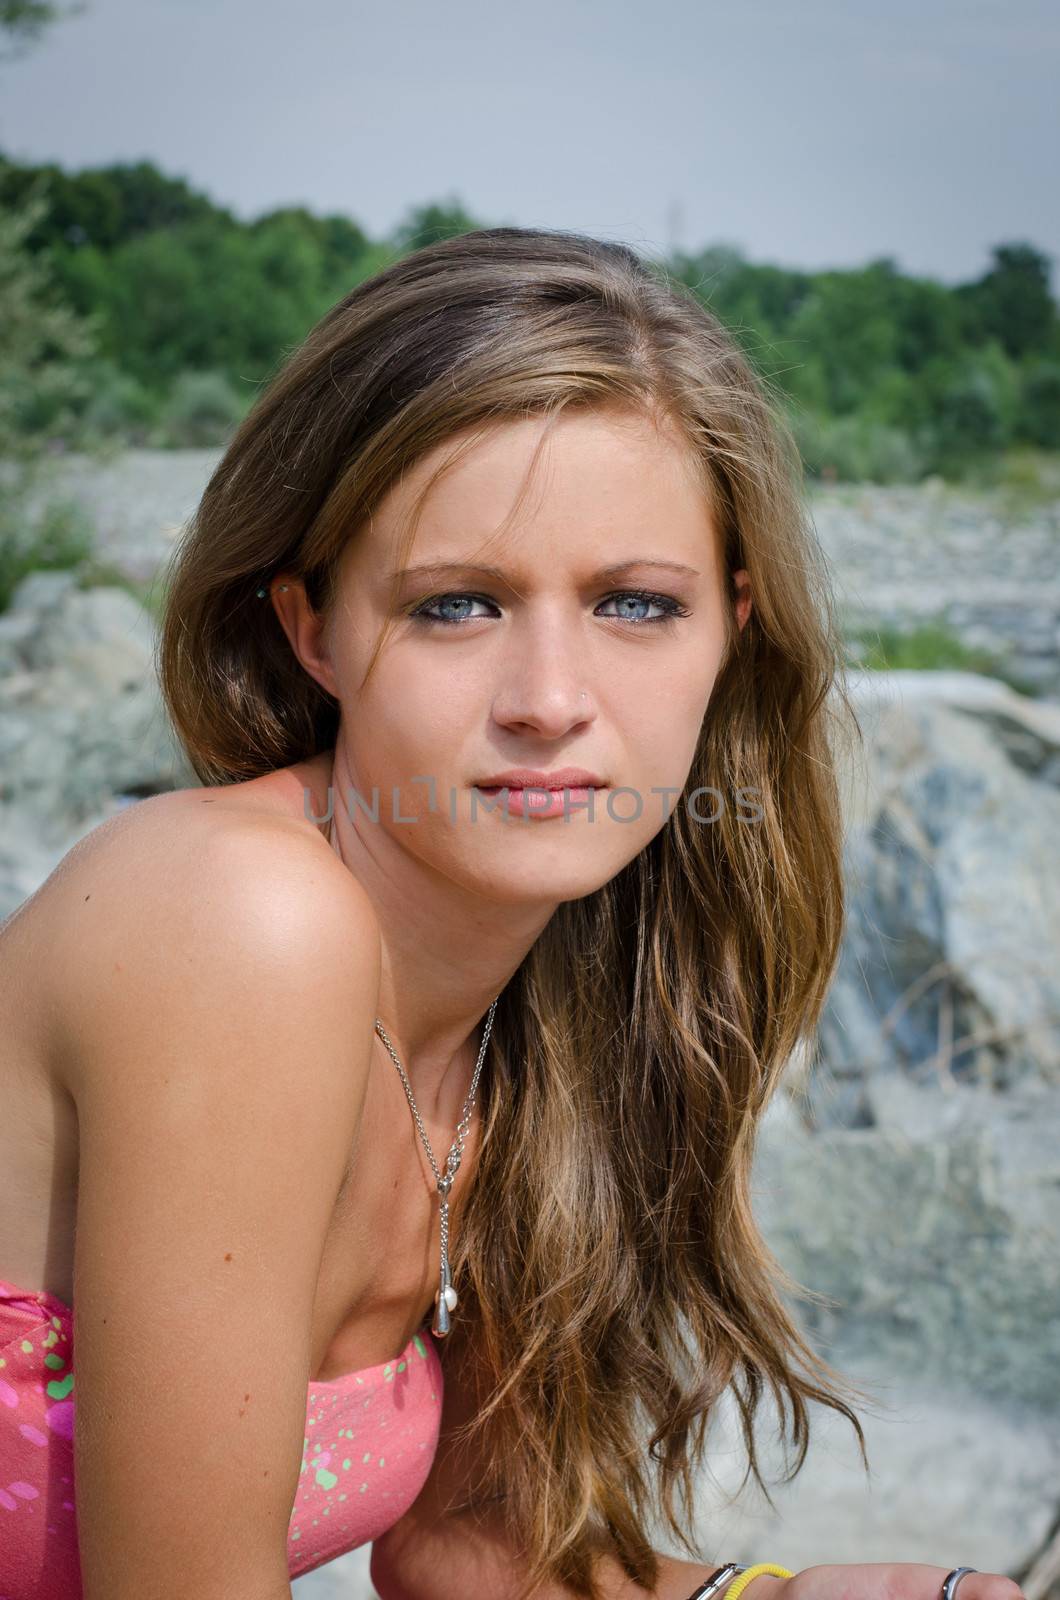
[408,588,690,628]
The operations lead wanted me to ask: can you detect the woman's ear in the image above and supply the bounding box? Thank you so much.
[270,574,340,698]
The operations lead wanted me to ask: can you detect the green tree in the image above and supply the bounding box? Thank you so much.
[919,341,1021,472]
[3,132,1057,483]
[0,187,103,611]
[1016,358,1060,449]
[248,204,370,288]
[0,187,99,458]
[674,241,1056,483]
[63,211,379,392]
[955,242,1056,360]
[670,244,815,391]
[0,153,233,254]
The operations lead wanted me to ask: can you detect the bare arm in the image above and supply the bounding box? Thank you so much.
[369,1321,768,1600]
[62,807,381,1600]
[373,1505,744,1600]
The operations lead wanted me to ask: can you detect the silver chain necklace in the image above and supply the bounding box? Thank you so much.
[373,996,499,1338]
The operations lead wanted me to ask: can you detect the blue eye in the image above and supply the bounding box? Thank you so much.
[409,593,497,625]
[595,590,688,624]
[408,589,689,627]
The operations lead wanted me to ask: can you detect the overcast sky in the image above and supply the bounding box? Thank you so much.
[1,0,1056,286]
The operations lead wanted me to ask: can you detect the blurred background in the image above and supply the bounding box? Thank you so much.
[1,1,1057,1594]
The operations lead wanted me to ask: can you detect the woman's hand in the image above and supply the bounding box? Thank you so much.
[617,1555,1024,1600]
[749,1564,1024,1600]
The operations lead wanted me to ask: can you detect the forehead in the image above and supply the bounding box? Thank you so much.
[346,405,719,576]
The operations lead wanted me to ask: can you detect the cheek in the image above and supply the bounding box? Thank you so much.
[348,667,474,800]
[612,653,720,755]
[674,641,727,740]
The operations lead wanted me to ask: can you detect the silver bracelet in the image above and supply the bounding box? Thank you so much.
[686,1564,748,1599]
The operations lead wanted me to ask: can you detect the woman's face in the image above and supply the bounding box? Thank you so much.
[295,405,749,908]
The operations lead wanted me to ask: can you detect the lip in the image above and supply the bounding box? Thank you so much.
[474,767,607,789]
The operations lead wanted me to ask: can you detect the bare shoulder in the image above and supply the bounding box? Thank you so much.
[60,789,386,1593]
[48,788,380,1102]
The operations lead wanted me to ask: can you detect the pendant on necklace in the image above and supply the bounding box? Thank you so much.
[432,1254,459,1336]
[432,1177,460,1337]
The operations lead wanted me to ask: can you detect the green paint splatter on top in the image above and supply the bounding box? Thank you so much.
[342,1458,351,1470]
[47,1373,74,1400]
[413,1334,427,1358]
[397,1360,406,1372]
[314,1467,338,1491]
[20,1340,32,1354]
[44,1353,65,1370]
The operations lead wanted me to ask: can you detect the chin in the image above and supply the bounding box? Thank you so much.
[466,850,630,907]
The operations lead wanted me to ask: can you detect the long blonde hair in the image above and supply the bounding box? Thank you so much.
[157,226,876,1599]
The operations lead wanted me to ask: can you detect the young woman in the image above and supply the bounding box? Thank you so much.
[0,228,1014,1600]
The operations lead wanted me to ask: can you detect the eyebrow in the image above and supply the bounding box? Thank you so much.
[386,558,701,583]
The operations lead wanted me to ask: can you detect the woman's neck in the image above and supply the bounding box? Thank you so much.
[315,744,553,1124]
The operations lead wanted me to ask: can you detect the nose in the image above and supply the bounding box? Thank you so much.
[490,635,596,739]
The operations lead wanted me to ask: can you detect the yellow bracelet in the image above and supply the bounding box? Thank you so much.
[724,1564,795,1599]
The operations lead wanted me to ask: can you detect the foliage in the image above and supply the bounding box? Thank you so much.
[788,407,928,484]
[152,369,247,447]
[0,152,230,253]
[0,183,112,612]
[1016,359,1060,449]
[0,185,100,460]
[32,199,401,400]
[0,144,1057,482]
[989,447,1060,515]
[954,243,1056,359]
[0,488,95,613]
[672,242,1059,482]
[843,618,1028,690]
[75,355,162,446]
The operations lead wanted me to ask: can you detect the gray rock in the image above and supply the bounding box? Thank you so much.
[0,579,198,914]
[745,673,1060,1579]
[756,1080,1060,1411]
[7,569,81,616]
[809,672,1060,1129]
[673,1365,1060,1575]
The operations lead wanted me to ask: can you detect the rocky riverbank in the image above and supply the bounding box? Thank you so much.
[813,479,1060,698]
[2,451,1057,1597]
[18,449,1060,697]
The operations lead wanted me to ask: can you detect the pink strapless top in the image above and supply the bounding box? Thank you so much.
[0,1275,444,1597]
